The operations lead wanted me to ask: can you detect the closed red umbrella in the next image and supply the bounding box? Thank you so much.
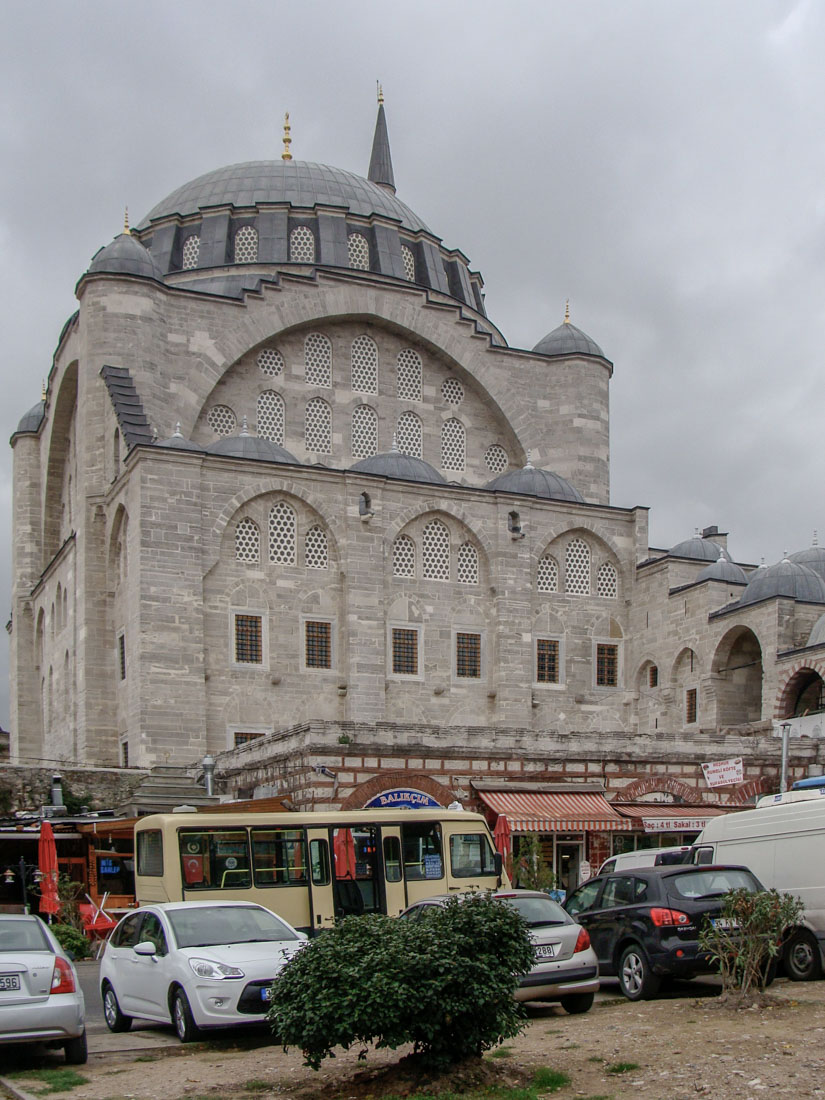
[333,828,357,880]
[38,821,61,921]
[493,814,511,861]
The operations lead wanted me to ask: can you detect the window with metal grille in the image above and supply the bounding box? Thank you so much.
[351,404,378,458]
[597,561,618,598]
[290,225,315,262]
[351,334,378,393]
[441,378,464,405]
[686,687,697,724]
[401,244,415,281]
[392,534,416,578]
[422,520,450,580]
[566,537,591,595]
[182,234,200,270]
[305,620,332,669]
[235,517,260,563]
[347,232,370,269]
[304,332,332,386]
[484,443,508,474]
[304,525,328,569]
[441,418,465,472]
[537,556,559,593]
[456,632,481,678]
[649,665,659,688]
[257,391,284,444]
[305,397,331,453]
[392,627,419,675]
[456,542,478,584]
[257,347,284,377]
[396,348,422,401]
[396,410,422,458]
[269,502,296,564]
[120,740,129,768]
[234,225,258,263]
[536,638,559,684]
[207,404,237,437]
[118,633,126,680]
[234,614,263,664]
[234,731,265,748]
[596,643,618,687]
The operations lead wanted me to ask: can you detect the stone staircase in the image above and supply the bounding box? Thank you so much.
[117,765,221,817]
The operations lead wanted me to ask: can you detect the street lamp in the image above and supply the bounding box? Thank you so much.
[1,858,43,913]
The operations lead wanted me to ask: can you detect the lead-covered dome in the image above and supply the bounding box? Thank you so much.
[789,539,825,584]
[351,450,446,485]
[669,535,724,562]
[738,559,825,607]
[207,424,297,464]
[695,553,748,585]
[485,463,584,503]
[533,318,606,360]
[88,231,164,280]
[15,400,45,435]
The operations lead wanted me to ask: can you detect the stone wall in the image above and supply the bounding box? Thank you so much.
[0,764,148,816]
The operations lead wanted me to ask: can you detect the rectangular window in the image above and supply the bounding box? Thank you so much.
[402,821,444,881]
[456,632,481,678]
[120,739,129,768]
[136,830,163,877]
[251,827,307,886]
[234,614,262,664]
[310,838,330,886]
[449,833,496,877]
[596,643,618,687]
[178,828,251,890]
[536,638,559,684]
[649,665,659,688]
[392,627,419,675]
[118,633,126,680]
[234,731,265,748]
[305,620,332,669]
[686,687,698,724]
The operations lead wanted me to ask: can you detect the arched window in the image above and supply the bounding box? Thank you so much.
[396,410,422,458]
[235,518,260,563]
[441,418,466,472]
[290,225,315,262]
[537,556,559,593]
[304,333,332,386]
[401,244,415,281]
[597,562,618,598]
[456,542,478,584]
[422,520,450,581]
[305,397,331,453]
[566,538,591,595]
[182,234,200,269]
[351,404,378,459]
[347,232,370,269]
[397,348,422,401]
[257,347,284,376]
[269,502,296,564]
[392,534,416,578]
[305,525,329,569]
[207,405,237,437]
[351,335,378,393]
[257,391,285,444]
[234,225,258,263]
[441,378,464,405]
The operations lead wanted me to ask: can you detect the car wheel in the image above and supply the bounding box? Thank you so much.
[172,987,201,1043]
[64,1029,88,1065]
[559,992,594,1014]
[618,945,661,1001]
[102,983,132,1032]
[784,930,822,982]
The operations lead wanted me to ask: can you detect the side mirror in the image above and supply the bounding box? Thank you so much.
[134,940,157,956]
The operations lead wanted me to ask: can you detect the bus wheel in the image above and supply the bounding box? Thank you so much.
[785,930,822,982]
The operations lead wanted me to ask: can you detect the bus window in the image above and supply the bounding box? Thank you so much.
[383,835,402,882]
[179,829,250,890]
[310,838,330,886]
[137,830,163,876]
[402,821,444,880]
[251,828,307,886]
[449,833,496,878]
[334,826,380,914]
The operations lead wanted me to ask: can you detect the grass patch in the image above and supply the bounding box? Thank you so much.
[605,1061,639,1075]
[5,1068,88,1095]
[532,1067,571,1091]
[243,1082,271,1093]
[487,1046,514,1059]
[382,1068,571,1099]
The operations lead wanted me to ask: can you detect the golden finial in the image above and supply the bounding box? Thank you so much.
[282,112,292,161]
[377,81,384,105]
[123,207,130,235]
[564,299,570,323]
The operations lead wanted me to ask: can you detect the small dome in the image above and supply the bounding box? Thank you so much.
[207,423,297,464]
[88,232,164,280]
[695,553,748,585]
[808,613,825,647]
[789,538,825,584]
[157,424,205,452]
[351,450,446,485]
[15,400,45,434]
[738,559,825,608]
[532,320,606,359]
[485,463,584,503]
[669,535,724,562]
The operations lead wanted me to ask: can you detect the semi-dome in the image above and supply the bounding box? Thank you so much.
[738,559,825,608]
[351,449,446,485]
[695,553,748,585]
[789,538,825,584]
[157,424,206,452]
[808,613,825,647]
[485,463,584,503]
[15,400,45,434]
[88,231,164,280]
[669,535,724,562]
[532,311,606,360]
[207,423,297,464]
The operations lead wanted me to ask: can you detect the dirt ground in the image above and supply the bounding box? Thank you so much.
[5,979,825,1100]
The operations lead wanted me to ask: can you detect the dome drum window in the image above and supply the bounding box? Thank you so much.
[401,244,416,281]
[181,234,200,270]
[207,405,237,437]
[233,225,258,264]
[290,225,316,263]
[347,232,370,270]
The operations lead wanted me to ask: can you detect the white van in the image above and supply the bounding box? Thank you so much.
[597,846,692,875]
[692,796,825,981]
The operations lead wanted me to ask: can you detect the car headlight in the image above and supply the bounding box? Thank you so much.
[188,958,245,980]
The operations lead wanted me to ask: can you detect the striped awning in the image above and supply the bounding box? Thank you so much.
[613,804,729,833]
[476,789,635,832]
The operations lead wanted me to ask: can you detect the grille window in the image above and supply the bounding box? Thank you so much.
[305,333,332,387]
[235,517,260,563]
[441,418,466,472]
[235,614,263,664]
[207,405,237,437]
[181,234,200,269]
[305,620,332,669]
[537,556,559,593]
[396,410,422,458]
[686,687,698,724]
[305,397,331,453]
[257,347,284,377]
[257,390,284,444]
[351,334,378,393]
[441,378,463,405]
[456,632,481,678]
[536,639,559,684]
[351,404,378,459]
[234,225,258,263]
[597,562,618,598]
[392,534,416,578]
[347,232,370,269]
[269,502,296,564]
[422,520,450,581]
[396,349,422,401]
[484,444,508,474]
[649,665,659,688]
[566,538,591,595]
[290,225,315,262]
[304,525,328,570]
[596,643,618,687]
[456,542,478,585]
[392,627,419,675]
[401,244,415,281]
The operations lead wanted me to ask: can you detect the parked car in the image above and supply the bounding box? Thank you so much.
[0,913,87,1063]
[563,864,767,1001]
[99,901,307,1042]
[597,846,692,875]
[398,889,599,1013]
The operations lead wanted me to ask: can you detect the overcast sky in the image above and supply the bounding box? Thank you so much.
[1,0,823,728]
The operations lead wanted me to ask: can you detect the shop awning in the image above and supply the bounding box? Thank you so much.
[613,804,730,833]
[476,789,636,832]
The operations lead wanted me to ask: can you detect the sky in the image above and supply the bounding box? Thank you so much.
[0,0,823,727]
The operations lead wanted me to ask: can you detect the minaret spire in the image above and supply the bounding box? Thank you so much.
[368,83,395,193]
[282,112,292,162]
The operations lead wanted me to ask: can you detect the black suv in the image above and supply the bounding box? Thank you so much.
[563,865,765,1000]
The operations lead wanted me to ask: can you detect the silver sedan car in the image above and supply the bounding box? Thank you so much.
[0,914,87,1063]
[399,889,600,1013]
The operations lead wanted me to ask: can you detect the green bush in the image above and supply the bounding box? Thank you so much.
[513,834,555,892]
[269,893,536,1070]
[51,923,92,960]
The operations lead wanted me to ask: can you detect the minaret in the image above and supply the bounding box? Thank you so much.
[368,83,395,193]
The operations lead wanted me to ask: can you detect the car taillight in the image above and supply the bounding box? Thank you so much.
[574,927,591,953]
[649,907,691,927]
[51,956,76,994]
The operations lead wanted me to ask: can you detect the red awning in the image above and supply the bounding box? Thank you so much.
[613,804,729,833]
[476,789,635,832]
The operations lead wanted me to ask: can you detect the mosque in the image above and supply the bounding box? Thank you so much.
[9,99,825,886]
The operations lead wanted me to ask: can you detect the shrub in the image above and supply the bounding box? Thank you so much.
[514,834,555,892]
[269,893,536,1070]
[698,887,804,999]
[51,923,91,960]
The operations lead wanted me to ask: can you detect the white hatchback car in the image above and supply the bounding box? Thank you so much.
[99,901,306,1042]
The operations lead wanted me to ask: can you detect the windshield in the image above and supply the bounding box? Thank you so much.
[667,869,760,900]
[0,920,51,952]
[168,905,298,948]
[498,895,568,926]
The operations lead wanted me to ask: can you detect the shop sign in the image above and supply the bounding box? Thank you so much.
[642,817,711,832]
[364,789,441,809]
[701,758,743,788]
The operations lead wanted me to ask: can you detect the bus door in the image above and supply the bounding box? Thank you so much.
[379,825,407,916]
[306,827,335,933]
[333,825,380,916]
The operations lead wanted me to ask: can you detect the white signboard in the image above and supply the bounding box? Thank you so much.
[578,860,592,883]
[701,757,743,788]
[642,817,712,833]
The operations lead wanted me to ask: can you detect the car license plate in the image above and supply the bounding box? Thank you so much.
[0,975,21,991]
[535,945,555,959]
[261,986,273,1001]
[711,918,740,931]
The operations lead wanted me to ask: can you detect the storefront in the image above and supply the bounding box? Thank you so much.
[607,804,728,857]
